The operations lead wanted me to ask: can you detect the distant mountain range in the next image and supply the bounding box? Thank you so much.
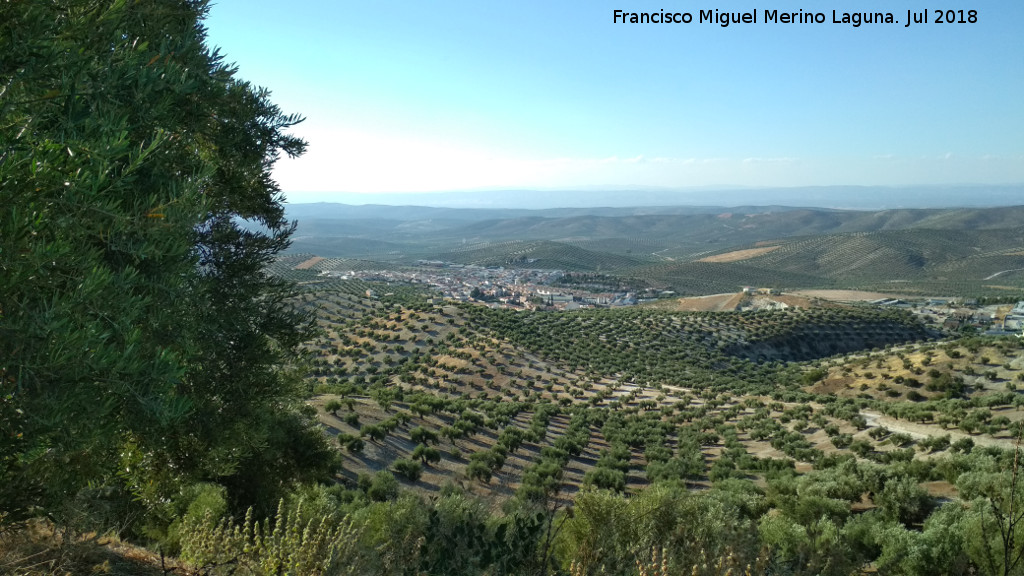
[281,199,1024,297]
[285,184,1024,211]
[285,202,1024,249]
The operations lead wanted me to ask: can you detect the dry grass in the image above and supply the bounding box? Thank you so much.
[0,522,174,576]
[568,547,770,576]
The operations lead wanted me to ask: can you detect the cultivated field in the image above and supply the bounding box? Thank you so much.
[297,280,1024,507]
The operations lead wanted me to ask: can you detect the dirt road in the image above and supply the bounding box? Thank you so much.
[861,411,1015,449]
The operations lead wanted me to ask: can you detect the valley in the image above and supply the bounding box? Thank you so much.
[292,276,1024,514]
[7,0,1023,571]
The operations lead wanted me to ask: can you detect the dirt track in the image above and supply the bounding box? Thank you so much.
[861,411,1015,449]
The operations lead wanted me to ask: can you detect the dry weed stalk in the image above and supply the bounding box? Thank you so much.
[179,500,358,576]
[627,546,769,576]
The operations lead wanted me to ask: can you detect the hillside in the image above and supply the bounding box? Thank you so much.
[10,0,1024,573]
[296,281,961,503]
[285,204,1024,297]
[8,275,1024,575]
[256,279,1024,576]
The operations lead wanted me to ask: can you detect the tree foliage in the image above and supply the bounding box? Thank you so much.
[0,0,335,531]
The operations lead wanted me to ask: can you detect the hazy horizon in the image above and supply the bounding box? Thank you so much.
[281,184,1024,211]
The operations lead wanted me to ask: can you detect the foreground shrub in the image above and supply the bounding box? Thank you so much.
[179,500,357,576]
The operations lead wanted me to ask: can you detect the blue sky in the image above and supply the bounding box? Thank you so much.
[204,0,1023,202]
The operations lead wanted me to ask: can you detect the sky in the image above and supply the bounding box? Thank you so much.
[203,0,1024,203]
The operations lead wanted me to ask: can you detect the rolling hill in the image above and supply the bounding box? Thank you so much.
[283,203,1024,296]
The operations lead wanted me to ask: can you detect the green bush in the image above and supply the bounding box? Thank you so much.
[583,467,626,492]
[366,471,399,501]
[393,458,423,482]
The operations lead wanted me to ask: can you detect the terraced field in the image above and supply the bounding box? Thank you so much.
[291,281,1024,509]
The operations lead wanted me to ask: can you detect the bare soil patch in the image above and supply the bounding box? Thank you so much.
[789,289,906,302]
[810,376,855,395]
[771,294,841,309]
[294,256,325,270]
[698,245,781,263]
[922,480,958,499]
[665,293,743,312]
